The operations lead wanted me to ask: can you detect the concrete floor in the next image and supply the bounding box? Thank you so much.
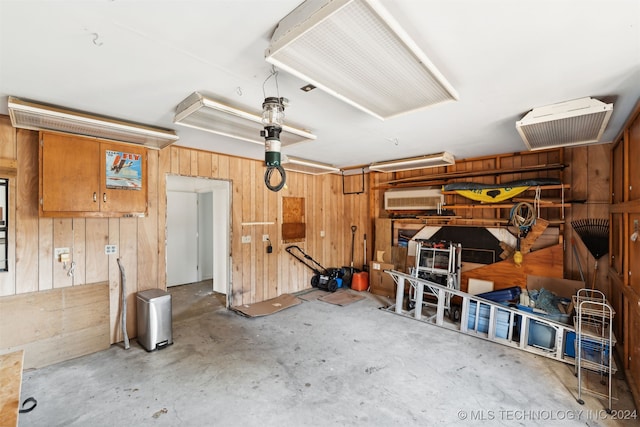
[19,281,637,426]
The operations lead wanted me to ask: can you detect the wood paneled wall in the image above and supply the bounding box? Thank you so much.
[608,99,640,409]
[0,116,371,349]
[367,147,611,291]
[159,146,370,305]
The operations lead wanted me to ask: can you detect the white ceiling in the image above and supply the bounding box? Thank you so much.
[1,0,639,170]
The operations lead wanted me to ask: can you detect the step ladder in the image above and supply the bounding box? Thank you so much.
[382,270,577,365]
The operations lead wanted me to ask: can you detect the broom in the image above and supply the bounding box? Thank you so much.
[571,218,609,289]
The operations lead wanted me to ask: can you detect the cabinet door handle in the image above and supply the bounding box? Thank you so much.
[103,193,107,203]
[93,192,97,202]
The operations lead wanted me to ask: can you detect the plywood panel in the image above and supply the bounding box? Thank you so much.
[253,164,264,303]
[197,151,212,178]
[52,218,73,288]
[210,153,219,178]
[249,162,264,302]
[179,148,191,176]
[85,218,109,284]
[15,129,39,294]
[170,146,180,175]
[462,244,563,292]
[72,218,86,284]
[266,184,279,300]
[610,213,624,277]
[587,144,611,203]
[246,161,256,301]
[119,218,138,339]
[137,149,158,292]
[38,218,53,291]
[157,147,170,290]
[108,218,121,343]
[190,150,199,176]
[611,140,624,204]
[229,157,243,306]
[0,116,16,159]
[16,324,109,370]
[0,287,63,344]
[0,283,109,369]
[218,154,229,179]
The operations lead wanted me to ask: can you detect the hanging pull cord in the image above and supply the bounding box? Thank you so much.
[265,165,286,192]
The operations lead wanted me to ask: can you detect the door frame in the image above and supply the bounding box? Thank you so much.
[165,174,232,305]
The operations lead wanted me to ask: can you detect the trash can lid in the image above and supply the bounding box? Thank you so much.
[137,288,170,301]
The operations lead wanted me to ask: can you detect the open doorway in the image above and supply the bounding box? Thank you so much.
[166,175,231,304]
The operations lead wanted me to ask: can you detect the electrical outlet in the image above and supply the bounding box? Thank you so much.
[105,245,118,255]
[54,247,70,262]
[262,234,270,242]
[241,235,251,243]
[320,230,325,237]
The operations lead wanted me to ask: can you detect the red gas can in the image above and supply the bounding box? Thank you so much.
[351,271,369,291]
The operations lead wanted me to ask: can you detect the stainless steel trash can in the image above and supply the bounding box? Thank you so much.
[137,289,173,352]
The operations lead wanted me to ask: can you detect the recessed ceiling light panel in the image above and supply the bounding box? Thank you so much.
[174,92,316,146]
[266,0,458,120]
[516,97,613,150]
[369,151,455,173]
[282,155,340,175]
[7,96,178,149]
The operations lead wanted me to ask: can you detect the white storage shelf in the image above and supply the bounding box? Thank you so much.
[573,289,616,411]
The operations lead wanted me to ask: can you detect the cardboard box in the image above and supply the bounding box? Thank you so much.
[369,261,396,298]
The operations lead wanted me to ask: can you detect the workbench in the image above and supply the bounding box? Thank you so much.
[0,350,24,427]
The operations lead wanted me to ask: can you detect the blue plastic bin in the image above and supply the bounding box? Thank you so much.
[467,301,511,339]
[477,286,521,303]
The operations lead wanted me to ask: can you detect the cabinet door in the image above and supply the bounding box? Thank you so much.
[41,133,100,213]
[100,142,147,215]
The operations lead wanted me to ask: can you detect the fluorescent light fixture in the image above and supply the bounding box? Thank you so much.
[174,92,316,146]
[516,97,613,151]
[282,155,340,175]
[265,0,458,120]
[7,96,178,149]
[341,166,369,176]
[369,152,454,173]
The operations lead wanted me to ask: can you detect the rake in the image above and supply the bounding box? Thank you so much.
[571,218,609,289]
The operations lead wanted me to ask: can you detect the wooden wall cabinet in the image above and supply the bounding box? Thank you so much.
[39,132,147,217]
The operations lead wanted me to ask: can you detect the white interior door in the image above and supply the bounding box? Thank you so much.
[167,191,198,287]
[198,192,213,281]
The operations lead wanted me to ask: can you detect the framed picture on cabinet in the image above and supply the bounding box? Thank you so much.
[105,149,143,190]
